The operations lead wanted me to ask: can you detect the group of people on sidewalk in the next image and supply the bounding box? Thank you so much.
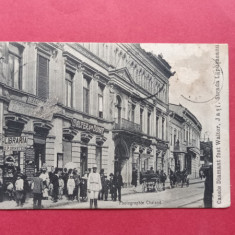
[3,164,125,209]
[88,164,124,209]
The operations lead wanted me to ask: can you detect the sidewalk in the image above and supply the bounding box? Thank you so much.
[0,178,205,210]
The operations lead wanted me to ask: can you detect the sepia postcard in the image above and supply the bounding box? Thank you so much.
[0,42,230,209]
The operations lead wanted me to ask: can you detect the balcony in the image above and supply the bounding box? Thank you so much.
[114,118,142,134]
[173,140,187,153]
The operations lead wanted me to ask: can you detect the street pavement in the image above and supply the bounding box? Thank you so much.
[0,178,205,209]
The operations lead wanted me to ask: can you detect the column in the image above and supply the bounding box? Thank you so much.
[90,75,98,116]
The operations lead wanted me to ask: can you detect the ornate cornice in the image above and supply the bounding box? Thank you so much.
[68,43,112,70]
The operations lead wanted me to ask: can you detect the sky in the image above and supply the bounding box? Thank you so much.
[140,44,217,140]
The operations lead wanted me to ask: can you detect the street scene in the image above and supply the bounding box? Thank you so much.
[0,42,215,209]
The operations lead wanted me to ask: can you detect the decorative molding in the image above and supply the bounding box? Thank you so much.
[69,43,111,70]
[139,145,145,153]
[81,131,93,143]
[96,135,107,146]
[63,127,78,141]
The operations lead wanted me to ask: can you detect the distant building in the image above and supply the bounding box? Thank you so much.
[168,104,202,179]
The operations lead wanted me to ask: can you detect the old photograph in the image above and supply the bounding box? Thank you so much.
[0,42,229,209]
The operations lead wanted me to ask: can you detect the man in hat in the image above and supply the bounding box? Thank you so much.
[87,164,102,209]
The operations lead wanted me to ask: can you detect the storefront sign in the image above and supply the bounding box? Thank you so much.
[72,118,105,135]
[3,136,28,151]
[8,99,54,121]
[25,148,35,178]
[156,142,168,151]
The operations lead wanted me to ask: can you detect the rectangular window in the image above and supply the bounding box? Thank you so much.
[96,147,102,173]
[147,112,151,135]
[83,77,90,114]
[65,71,74,108]
[156,116,159,138]
[98,83,104,118]
[174,129,177,145]
[140,108,144,131]
[131,104,135,122]
[162,117,165,140]
[8,44,22,89]
[37,54,49,99]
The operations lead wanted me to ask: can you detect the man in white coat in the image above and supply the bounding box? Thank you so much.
[87,164,102,209]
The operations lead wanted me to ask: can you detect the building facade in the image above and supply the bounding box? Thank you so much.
[168,104,202,179]
[0,42,174,186]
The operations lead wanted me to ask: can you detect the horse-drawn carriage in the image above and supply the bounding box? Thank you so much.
[141,172,166,192]
[169,170,189,188]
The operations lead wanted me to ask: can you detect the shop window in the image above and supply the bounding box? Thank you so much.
[83,77,90,114]
[98,83,104,118]
[65,70,74,108]
[57,153,63,169]
[37,53,49,99]
[8,43,23,90]
[96,147,102,173]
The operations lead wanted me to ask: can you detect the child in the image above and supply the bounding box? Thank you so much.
[67,175,75,200]
[58,176,64,200]
[6,182,14,201]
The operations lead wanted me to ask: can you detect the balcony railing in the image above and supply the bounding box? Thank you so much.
[114,118,142,133]
[174,141,187,153]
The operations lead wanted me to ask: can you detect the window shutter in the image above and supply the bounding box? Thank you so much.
[37,55,49,99]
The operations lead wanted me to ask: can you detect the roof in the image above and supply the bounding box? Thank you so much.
[169,103,202,131]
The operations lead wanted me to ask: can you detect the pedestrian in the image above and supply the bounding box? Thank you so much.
[160,170,167,190]
[80,177,87,201]
[73,169,81,202]
[40,166,49,200]
[87,164,102,209]
[102,174,109,201]
[109,173,116,201]
[58,176,64,200]
[114,171,123,202]
[15,174,24,207]
[131,167,138,188]
[51,168,60,202]
[32,172,44,209]
[99,169,105,200]
[67,175,75,200]
[149,167,155,174]
[203,164,213,208]
[62,168,68,196]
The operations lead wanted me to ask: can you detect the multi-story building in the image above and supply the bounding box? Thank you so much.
[0,42,174,186]
[168,104,202,179]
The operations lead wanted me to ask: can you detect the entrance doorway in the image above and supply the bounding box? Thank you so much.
[80,147,88,176]
[34,144,45,172]
[114,142,128,174]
